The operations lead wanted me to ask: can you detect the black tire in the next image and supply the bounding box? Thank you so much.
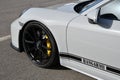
[22,21,59,68]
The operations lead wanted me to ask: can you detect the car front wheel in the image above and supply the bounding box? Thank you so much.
[22,21,59,68]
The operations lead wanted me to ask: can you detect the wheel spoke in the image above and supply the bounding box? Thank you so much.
[42,45,48,50]
[25,39,35,44]
[37,48,44,55]
[28,47,36,54]
[37,30,42,38]
[38,49,48,60]
[42,45,51,50]
[33,29,38,41]
[32,29,42,41]
[31,50,41,61]
[42,34,46,40]
[37,50,43,62]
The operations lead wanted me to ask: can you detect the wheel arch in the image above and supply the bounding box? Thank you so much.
[19,20,59,53]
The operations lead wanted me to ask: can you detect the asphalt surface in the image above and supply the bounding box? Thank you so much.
[0,0,96,80]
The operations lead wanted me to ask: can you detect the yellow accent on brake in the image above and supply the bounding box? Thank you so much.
[47,41,51,49]
[45,35,52,56]
[45,35,48,39]
[47,50,51,56]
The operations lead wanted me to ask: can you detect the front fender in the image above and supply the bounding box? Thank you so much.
[19,8,78,52]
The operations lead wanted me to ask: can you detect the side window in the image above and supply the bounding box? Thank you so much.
[100,0,120,21]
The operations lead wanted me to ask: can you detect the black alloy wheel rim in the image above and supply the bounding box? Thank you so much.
[23,25,52,65]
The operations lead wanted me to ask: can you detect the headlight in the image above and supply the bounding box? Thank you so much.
[19,8,30,17]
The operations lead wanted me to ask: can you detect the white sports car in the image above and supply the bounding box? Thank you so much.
[11,0,120,80]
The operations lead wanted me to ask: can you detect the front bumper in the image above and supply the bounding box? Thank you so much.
[11,18,22,52]
[10,42,21,52]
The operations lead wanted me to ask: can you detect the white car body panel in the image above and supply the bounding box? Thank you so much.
[47,2,78,13]
[67,15,120,69]
[11,19,22,48]
[11,0,120,80]
[57,3,77,13]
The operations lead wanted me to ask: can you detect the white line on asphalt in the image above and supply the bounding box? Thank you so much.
[0,35,11,42]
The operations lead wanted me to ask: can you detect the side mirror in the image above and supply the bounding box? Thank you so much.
[87,8,99,24]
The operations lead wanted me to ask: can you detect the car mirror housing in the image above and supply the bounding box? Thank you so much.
[87,8,99,24]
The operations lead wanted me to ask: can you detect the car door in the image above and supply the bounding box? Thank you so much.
[67,0,120,69]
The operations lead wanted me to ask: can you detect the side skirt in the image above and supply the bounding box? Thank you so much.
[60,53,120,76]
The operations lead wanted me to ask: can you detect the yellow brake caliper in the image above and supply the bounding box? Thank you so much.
[45,35,51,56]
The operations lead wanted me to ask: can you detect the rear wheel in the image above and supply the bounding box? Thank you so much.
[22,21,59,68]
